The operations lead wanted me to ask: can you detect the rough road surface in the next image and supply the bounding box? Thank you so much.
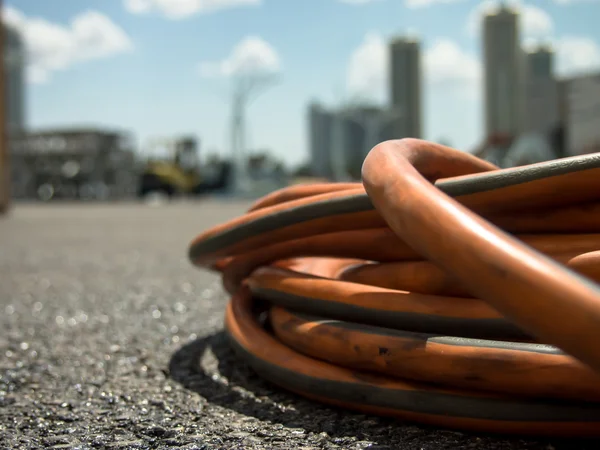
[1,202,598,449]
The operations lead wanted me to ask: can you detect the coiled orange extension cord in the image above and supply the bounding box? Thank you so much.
[188,139,600,437]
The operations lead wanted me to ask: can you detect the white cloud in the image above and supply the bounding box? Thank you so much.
[555,37,600,77]
[197,36,281,78]
[125,0,153,13]
[124,0,261,19]
[521,5,554,37]
[553,0,600,4]
[465,0,497,35]
[346,33,481,103]
[346,33,388,103]
[424,39,481,85]
[2,6,133,84]
[466,1,553,40]
[405,0,466,8]
[338,0,382,3]
[338,0,468,7]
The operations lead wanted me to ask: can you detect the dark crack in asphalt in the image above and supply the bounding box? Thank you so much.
[1,201,599,449]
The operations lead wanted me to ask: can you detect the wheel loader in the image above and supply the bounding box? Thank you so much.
[138,137,231,198]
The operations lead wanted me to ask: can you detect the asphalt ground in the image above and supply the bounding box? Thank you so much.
[1,201,599,450]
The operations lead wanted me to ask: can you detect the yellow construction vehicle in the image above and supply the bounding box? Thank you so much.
[138,136,231,198]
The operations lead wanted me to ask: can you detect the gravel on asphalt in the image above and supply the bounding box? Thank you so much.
[1,201,599,449]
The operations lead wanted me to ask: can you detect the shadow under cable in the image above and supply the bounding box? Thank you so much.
[168,330,400,439]
[168,329,600,450]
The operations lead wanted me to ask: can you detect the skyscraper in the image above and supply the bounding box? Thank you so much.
[308,102,334,179]
[563,72,600,156]
[526,44,553,79]
[332,105,400,179]
[3,23,25,136]
[389,36,421,139]
[483,5,524,138]
[308,102,403,181]
[523,44,559,134]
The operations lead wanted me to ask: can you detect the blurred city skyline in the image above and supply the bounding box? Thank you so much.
[4,0,600,168]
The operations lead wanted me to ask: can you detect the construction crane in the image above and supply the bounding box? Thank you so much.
[228,71,279,195]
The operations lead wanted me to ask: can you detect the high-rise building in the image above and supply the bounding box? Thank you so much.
[483,5,525,139]
[337,112,365,179]
[3,23,26,205]
[562,72,600,156]
[526,44,553,79]
[389,36,421,139]
[524,45,559,134]
[332,106,397,179]
[3,23,26,136]
[308,102,334,179]
[308,102,404,181]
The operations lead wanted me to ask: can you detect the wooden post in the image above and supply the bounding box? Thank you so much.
[0,0,9,215]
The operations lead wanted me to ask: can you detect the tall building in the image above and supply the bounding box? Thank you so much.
[526,44,553,78]
[308,102,404,181]
[562,72,600,156]
[524,45,559,134]
[308,102,334,179]
[389,36,421,139]
[3,23,26,136]
[332,106,398,179]
[336,111,365,179]
[483,5,525,139]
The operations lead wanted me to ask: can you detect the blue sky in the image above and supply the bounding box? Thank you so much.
[4,0,600,167]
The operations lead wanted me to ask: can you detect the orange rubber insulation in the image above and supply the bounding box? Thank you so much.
[188,138,600,437]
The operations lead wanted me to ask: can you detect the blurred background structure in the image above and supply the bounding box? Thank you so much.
[0,9,12,212]
[9,128,138,200]
[1,1,599,201]
[311,4,600,180]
